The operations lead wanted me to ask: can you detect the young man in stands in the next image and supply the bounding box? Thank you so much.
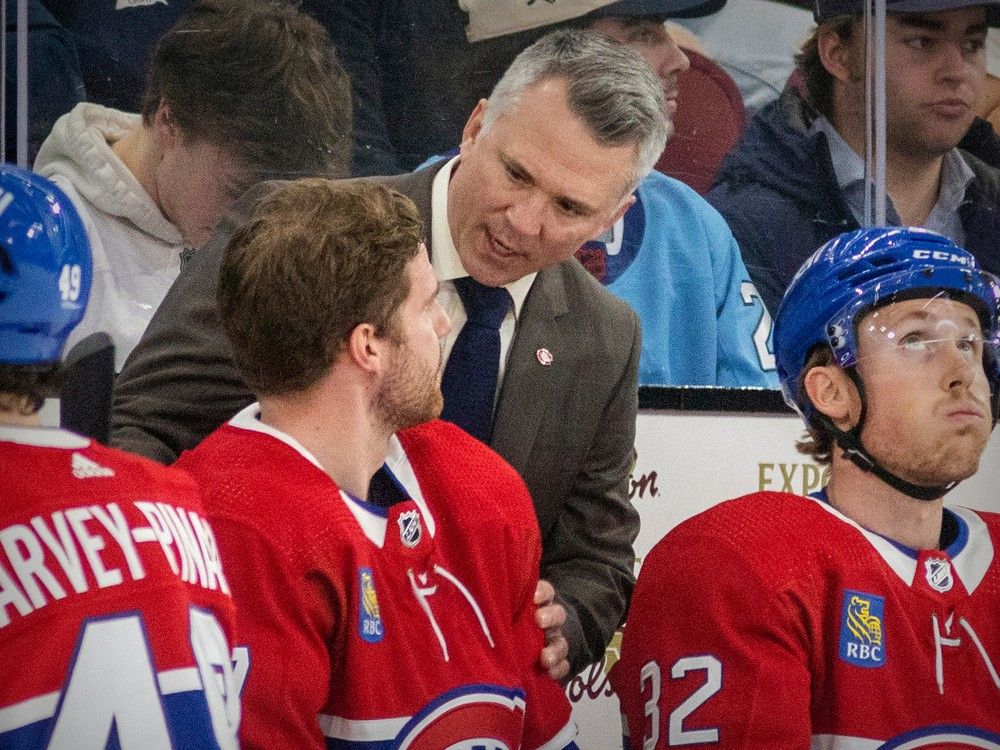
[176,178,578,749]
[34,0,351,370]
[0,164,240,747]
[613,225,1000,745]
[709,0,1000,316]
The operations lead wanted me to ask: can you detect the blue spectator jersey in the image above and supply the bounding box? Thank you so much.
[578,170,777,387]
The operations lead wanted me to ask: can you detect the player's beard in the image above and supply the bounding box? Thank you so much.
[373,341,444,433]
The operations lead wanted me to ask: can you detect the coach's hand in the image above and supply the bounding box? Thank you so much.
[534,579,570,682]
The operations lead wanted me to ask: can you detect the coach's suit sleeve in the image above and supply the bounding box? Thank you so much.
[543,306,641,675]
[511,501,578,750]
[110,182,282,463]
[610,527,812,749]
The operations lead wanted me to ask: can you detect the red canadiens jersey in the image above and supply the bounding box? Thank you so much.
[0,425,240,749]
[175,407,576,750]
[611,491,1000,750]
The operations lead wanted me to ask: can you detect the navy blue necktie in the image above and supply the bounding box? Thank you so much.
[441,276,513,442]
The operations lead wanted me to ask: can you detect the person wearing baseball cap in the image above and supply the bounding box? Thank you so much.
[706,0,1000,318]
[580,0,725,126]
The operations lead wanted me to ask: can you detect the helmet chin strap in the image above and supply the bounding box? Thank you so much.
[817,371,957,502]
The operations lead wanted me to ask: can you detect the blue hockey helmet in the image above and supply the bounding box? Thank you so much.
[0,165,91,366]
[774,226,1000,424]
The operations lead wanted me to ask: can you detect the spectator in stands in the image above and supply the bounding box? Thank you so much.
[582,0,711,122]
[708,0,1000,317]
[33,0,351,371]
[4,0,85,165]
[42,0,572,178]
[678,0,815,114]
[573,0,779,386]
[38,0,764,386]
[303,0,620,176]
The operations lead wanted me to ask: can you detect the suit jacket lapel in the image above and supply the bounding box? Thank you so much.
[491,264,569,470]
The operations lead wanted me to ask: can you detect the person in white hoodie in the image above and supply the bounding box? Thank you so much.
[35,0,352,370]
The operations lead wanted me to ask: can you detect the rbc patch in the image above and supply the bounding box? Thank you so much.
[358,568,384,643]
[839,589,886,668]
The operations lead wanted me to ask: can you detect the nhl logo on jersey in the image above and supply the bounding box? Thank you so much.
[397,509,421,548]
[923,556,954,593]
[358,567,384,643]
[838,589,885,668]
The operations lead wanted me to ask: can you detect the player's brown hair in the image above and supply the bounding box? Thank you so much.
[218,179,423,396]
[795,345,838,464]
[0,363,61,415]
[141,0,352,189]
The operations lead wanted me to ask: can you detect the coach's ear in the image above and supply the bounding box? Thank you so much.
[605,193,636,232]
[459,99,489,153]
[804,364,862,431]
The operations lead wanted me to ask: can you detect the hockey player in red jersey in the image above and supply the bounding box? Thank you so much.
[175,178,578,749]
[611,226,1000,749]
[0,164,240,748]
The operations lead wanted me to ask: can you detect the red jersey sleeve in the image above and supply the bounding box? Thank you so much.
[209,515,337,750]
[611,526,812,749]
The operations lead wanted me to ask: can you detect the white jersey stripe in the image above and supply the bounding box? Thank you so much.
[317,712,408,740]
[341,491,389,548]
[949,506,995,595]
[0,693,59,732]
[0,666,204,733]
[811,498,918,585]
[385,435,436,539]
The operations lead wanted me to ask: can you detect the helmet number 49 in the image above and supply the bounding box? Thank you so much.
[59,263,82,303]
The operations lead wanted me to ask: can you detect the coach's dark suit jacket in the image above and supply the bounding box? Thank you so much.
[111,163,642,674]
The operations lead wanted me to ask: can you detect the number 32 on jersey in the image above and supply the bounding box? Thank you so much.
[638,655,722,749]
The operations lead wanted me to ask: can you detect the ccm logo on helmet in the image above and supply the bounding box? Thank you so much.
[912,249,972,265]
